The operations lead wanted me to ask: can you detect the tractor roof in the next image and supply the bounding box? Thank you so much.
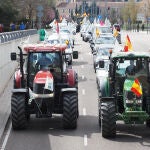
[111,51,150,59]
[23,43,67,53]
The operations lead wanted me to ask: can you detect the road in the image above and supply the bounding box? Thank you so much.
[1,31,150,150]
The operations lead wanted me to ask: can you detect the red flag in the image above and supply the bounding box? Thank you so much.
[131,78,142,97]
[123,35,133,52]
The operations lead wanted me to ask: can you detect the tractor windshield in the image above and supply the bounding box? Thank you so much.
[115,58,147,76]
[27,52,61,88]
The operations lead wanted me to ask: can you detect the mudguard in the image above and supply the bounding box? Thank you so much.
[67,69,77,87]
[14,70,21,88]
[98,77,110,97]
[12,88,27,93]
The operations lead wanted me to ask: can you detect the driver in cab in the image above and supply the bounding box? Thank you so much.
[125,60,136,75]
[36,53,52,70]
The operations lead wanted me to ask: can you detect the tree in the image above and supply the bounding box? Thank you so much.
[0,0,18,31]
[121,0,138,29]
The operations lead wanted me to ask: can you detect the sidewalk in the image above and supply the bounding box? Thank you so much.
[0,77,13,139]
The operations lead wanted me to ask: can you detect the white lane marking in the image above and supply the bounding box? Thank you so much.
[84,134,88,146]
[1,123,12,150]
[80,57,83,61]
[83,108,86,116]
[81,75,85,80]
[81,65,84,69]
[82,89,85,95]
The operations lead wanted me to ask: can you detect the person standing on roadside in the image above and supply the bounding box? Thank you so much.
[141,24,144,31]
[137,23,139,32]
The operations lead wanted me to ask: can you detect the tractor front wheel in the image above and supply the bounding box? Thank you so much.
[146,119,150,127]
[101,101,116,138]
[11,93,27,130]
[63,93,78,129]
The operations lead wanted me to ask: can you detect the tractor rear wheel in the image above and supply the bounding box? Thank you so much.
[63,93,78,129]
[101,101,116,138]
[146,119,150,127]
[98,99,101,126]
[11,93,27,130]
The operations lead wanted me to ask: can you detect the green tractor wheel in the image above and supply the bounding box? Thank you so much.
[146,119,150,127]
[98,99,101,126]
[101,101,116,138]
[63,93,78,129]
[11,93,27,130]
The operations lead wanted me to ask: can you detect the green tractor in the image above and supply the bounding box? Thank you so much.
[98,51,150,138]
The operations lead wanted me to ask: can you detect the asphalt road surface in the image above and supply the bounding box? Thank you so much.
[1,31,150,150]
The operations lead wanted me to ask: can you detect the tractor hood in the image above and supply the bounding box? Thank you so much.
[124,78,135,92]
[34,70,53,84]
[123,78,143,96]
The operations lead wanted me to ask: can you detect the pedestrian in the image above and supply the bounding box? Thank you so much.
[19,22,25,30]
[141,24,144,31]
[137,23,139,32]
[10,22,15,31]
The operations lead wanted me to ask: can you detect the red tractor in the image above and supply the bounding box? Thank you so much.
[10,43,79,130]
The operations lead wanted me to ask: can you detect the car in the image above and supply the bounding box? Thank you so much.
[93,46,113,72]
[82,24,93,42]
[90,34,116,52]
[91,24,112,41]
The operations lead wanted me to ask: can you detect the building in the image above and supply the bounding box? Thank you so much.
[56,0,147,23]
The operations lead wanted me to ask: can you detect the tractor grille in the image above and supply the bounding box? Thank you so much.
[126,91,142,107]
[33,83,51,94]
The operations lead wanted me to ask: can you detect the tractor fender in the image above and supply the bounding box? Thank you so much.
[98,77,110,97]
[14,70,22,88]
[12,88,27,93]
[61,88,77,93]
[67,69,77,87]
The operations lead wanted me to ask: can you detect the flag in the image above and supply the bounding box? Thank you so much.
[113,29,118,37]
[100,20,104,26]
[96,27,100,37]
[124,35,133,52]
[131,78,142,97]
[56,21,59,34]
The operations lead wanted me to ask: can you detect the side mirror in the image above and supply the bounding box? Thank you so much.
[10,52,17,61]
[73,51,78,59]
[99,60,105,68]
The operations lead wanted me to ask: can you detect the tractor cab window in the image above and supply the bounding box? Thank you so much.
[116,60,130,76]
[28,52,62,87]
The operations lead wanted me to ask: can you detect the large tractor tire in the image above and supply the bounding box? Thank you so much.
[146,119,150,127]
[63,93,78,129]
[101,101,116,138]
[98,99,101,126]
[11,93,27,130]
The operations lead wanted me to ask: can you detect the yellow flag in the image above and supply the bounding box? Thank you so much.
[96,28,100,37]
[124,35,133,51]
[113,29,118,37]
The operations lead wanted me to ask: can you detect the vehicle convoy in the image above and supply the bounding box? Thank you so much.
[98,51,150,138]
[10,43,79,130]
